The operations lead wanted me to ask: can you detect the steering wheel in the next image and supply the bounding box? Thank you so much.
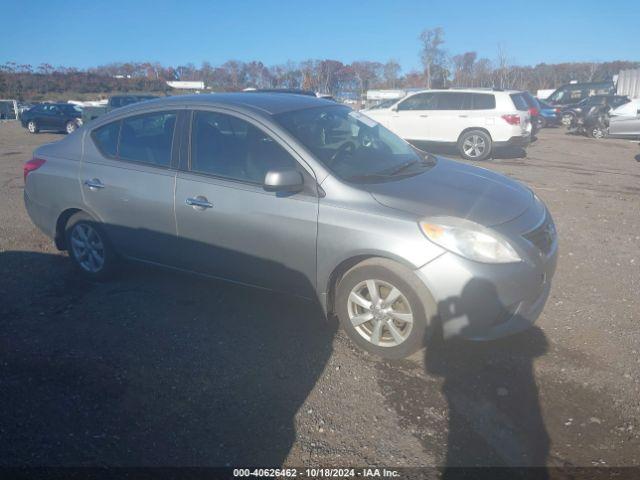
[328,141,356,166]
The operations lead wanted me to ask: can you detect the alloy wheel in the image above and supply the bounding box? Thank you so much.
[347,279,413,347]
[70,223,105,273]
[28,121,36,133]
[462,135,486,158]
[66,122,76,134]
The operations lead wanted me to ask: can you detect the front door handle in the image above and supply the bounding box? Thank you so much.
[84,178,105,190]
[186,196,213,210]
[419,114,429,118]
[458,115,469,118]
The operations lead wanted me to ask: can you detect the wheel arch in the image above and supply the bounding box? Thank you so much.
[457,127,493,143]
[324,254,418,316]
[54,208,100,250]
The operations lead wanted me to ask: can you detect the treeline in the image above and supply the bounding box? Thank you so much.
[1,27,638,100]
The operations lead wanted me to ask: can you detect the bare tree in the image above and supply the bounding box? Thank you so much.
[419,27,445,88]
[496,43,510,89]
[383,60,401,88]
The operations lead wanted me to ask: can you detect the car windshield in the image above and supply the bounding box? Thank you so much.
[275,105,435,183]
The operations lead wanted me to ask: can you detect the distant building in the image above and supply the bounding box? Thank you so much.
[616,69,640,99]
[166,81,206,90]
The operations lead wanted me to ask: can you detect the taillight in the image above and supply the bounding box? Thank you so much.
[555,108,561,113]
[24,157,46,183]
[502,114,521,125]
[529,107,540,117]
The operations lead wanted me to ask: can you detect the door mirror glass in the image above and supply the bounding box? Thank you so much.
[263,169,303,193]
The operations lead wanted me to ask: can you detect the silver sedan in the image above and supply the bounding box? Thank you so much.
[23,93,557,359]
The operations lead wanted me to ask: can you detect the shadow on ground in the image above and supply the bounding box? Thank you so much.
[0,250,336,466]
[377,277,551,476]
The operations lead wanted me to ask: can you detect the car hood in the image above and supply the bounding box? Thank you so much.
[365,157,533,226]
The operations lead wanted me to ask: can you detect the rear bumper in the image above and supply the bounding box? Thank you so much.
[24,190,56,240]
[494,134,531,148]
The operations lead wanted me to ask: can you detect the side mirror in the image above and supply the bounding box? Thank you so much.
[391,104,399,112]
[263,169,304,193]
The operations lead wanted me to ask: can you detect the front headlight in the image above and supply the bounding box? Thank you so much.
[420,217,521,264]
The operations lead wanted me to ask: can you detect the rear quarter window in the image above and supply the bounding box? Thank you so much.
[91,121,120,158]
[510,94,529,111]
[471,94,496,110]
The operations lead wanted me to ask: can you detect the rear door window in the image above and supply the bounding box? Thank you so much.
[434,92,467,110]
[92,121,120,158]
[470,93,496,110]
[118,111,177,167]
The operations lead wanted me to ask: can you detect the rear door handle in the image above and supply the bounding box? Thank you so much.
[458,115,468,118]
[84,178,105,190]
[186,196,213,210]
[419,114,429,118]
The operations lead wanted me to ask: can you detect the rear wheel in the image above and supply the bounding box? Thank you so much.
[27,120,39,134]
[64,212,117,280]
[335,258,436,359]
[561,113,574,127]
[458,130,492,161]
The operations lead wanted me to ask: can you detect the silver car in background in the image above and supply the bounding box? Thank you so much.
[23,93,558,359]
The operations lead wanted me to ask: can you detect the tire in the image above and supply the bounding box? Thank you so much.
[457,130,492,161]
[64,212,117,280]
[27,120,39,134]
[538,117,547,129]
[65,120,77,134]
[335,258,437,359]
[587,124,607,139]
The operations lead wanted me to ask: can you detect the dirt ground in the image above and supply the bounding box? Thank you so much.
[1,120,639,470]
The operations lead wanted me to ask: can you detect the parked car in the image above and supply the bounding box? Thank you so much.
[537,100,561,128]
[362,89,532,161]
[82,95,158,123]
[560,95,630,126]
[0,99,19,120]
[569,103,611,138]
[520,91,541,136]
[608,99,640,140]
[20,103,82,134]
[23,94,557,359]
[545,81,615,107]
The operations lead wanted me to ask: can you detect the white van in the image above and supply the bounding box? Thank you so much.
[363,89,532,160]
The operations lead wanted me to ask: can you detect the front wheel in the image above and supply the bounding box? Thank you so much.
[588,125,608,139]
[561,113,574,127]
[27,120,39,134]
[64,212,117,280]
[458,130,492,161]
[65,120,77,134]
[335,258,436,359]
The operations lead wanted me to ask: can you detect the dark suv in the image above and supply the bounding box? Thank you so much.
[21,103,82,134]
[560,95,630,126]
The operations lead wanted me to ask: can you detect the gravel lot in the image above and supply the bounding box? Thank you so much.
[1,121,639,469]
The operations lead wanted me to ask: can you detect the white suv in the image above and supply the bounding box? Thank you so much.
[363,89,532,161]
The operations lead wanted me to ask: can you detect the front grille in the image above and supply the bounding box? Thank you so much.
[523,216,555,255]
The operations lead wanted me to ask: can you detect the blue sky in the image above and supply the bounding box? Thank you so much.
[2,0,639,71]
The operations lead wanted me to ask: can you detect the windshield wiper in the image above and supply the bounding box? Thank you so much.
[382,160,419,176]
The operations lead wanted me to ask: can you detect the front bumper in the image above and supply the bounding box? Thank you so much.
[415,229,558,341]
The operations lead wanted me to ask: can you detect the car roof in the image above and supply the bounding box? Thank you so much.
[120,92,336,116]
